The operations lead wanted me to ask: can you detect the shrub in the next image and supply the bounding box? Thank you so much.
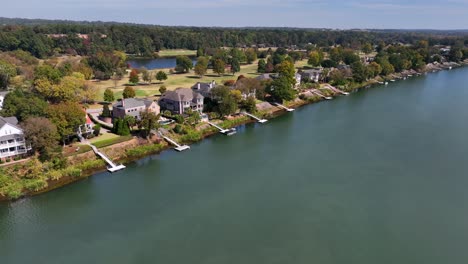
[174,124,183,134]
[24,178,48,192]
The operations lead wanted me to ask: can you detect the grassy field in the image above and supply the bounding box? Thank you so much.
[158,49,197,57]
[92,59,307,102]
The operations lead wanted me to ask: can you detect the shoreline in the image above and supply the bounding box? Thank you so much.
[1,62,466,203]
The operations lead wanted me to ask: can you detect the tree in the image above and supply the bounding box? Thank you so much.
[329,69,347,86]
[351,61,367,83]
[1,89,48,121]
[194,56,208,77]
[156,70,167,82]
[257,59,266,73]
[213,59,225,76]
[240,96,257,113]
[34,64,62,84]
[103,88,115,102]
[367,62,382,78]
[245,48,257,64]
[123,86,136,98]
[159,85,167,94]
[101,104,111,118]
[266,76,296,103]
[276,60,296,87]
[210,86,238,118]
[47,102,85,144]
[140,67,151,83]
[112,118,131,136]
[129,69,139,84]
[138,111,161,139]
[308,51,321,66]
[362,43,373,54]
[175,55,193,73]
[0,60,17,89]
[185,108,201,126]
[231,58,240,75]
[20,117,59,161]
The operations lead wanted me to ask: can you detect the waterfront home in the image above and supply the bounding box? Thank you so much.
[159,88,204,115]
[0,91,8,110]
[300,68,323,83]
[112,98,160,120]
[0,116,30,161]
[191,80,217,98]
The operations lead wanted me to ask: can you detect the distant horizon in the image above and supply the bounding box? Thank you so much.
[1,16,468,32]
[1,0,468,30]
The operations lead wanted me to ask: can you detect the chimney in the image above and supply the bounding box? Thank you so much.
[197,83,200,90]
[122,98,125,107]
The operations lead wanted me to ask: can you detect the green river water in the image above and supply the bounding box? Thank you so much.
[1,68,468,263]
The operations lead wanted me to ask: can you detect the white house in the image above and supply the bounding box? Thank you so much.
[0,116,30,161]
[0,91,9,110]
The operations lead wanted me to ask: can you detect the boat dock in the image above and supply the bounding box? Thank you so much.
[311,89,333,100]
[158,131,190,152]
[78,132,125,173]
[273,103,294,112]
[323,85,350,95]
[207,121,237,135]
[242,112,267,123]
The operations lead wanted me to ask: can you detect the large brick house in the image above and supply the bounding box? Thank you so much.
[159,88,204,115]
[112,98,160,119]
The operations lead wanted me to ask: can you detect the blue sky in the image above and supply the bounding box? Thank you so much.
[1,0,468,29]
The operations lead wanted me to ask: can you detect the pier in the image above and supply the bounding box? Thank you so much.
[273,103,294,112]
[242,112,267,123]
[311,89,333,100]
[158,131,190,152]
[323,85,350,95]
[206,121,237,135]
[78,132,125,173]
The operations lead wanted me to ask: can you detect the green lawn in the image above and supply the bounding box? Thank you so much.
[158,49,197,57]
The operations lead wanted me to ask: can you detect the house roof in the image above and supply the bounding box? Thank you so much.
[160,88,203,102]
[255,74,277,81]
[191,81,216,95]
[0,116,18,127]
[113,98,154,110]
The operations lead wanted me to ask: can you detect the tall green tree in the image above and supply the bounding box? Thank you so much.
[351,61,367,83]
[47,102,85,144]
[210,86,238,118]
[123,86,136,98]
[138,111,161,139]
[266,76,296,103]
[230,58,240,75]
[103,88,115,102]
[213,59,226,76]
[156,71,168,82]
[1,89,48,121]
[257,59,266,73]
[194,56,208,77]
[175,55,193,73]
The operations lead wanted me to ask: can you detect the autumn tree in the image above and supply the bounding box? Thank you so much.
[140,67,151,83]
[159,85,167,95]
[21,117,60,161]
[129,69,139,84]
[123,86,136,98]
[308,51,321,66]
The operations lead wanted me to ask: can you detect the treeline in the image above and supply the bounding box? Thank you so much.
[1,18,468,58]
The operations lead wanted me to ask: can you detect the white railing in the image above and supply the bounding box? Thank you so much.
[0,149,28,158]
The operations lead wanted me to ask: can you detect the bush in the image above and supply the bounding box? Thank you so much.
[93,124,101,136]
[126,143,164,158]
[24,178,48,192]
[173,124,183,134]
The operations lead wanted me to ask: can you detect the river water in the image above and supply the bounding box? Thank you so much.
[2,68,468,263]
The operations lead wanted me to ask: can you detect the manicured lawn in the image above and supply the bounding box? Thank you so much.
[90,133,120,143]
[92,59,307,102]
[92,135,133,148]
[158,49,197,57]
